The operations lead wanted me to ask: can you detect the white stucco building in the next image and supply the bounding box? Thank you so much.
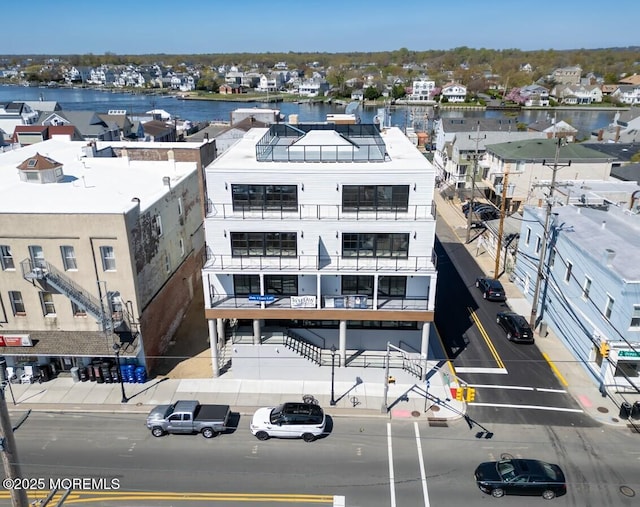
[201,122,438,380]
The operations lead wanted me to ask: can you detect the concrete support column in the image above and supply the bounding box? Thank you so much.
[208,319,220,378]
[428,274,437,311]
[339,320,347,367]
[253,319,261,345]
[420,322,430,381]
[217,318,225,346]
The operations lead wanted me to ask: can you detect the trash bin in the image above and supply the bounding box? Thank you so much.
[619,401,632,419]
[93,365,104,384]
[78,367,88,382]
[70,366,80,383]
[632,401,640,420]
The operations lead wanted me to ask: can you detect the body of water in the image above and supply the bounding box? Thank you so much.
[0,85,617,139]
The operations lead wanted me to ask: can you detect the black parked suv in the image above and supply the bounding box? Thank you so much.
[496,311,534,343]
[475,277,506,301]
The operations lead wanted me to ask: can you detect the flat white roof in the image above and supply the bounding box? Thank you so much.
[211,125,433,174]
[0,139,197,214]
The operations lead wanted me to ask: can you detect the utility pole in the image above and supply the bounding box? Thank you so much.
[529,137,571,330]
[494,163,510,278]
[0,387,29,507]
[465,123,486,243]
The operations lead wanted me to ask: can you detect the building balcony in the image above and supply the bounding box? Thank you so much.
[205,201,436,221]
[208,294,429,311]
[202,253,437,274]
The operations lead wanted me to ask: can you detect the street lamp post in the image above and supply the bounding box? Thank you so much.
[112,343,128,403]
[329,345,337,406]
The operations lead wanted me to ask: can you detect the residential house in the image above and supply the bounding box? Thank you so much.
[0,102,40,139]
[432,117,523,186]
[298,78,329,97]
[201,123,438,380]
[440,83,467,103]
[12,124,83,146]
[619,74,640,86]
[590,107,640,143]
[141,120,176,142]
[527,118,578,142]
[410,78,436,101]
[519,84,550,107]
[257,73,285,93]
[219,84,247,95]
[37,111,121,141]
[513,203,640,395]
[551,84,603,105]
[552,66,582,86]
[482,138,614,213]
[611,85,640,105]
[0,138,211,376]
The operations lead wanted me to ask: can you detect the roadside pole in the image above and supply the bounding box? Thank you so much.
[0,387,29,507]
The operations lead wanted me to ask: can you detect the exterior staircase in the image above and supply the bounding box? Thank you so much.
[20,258,125,333]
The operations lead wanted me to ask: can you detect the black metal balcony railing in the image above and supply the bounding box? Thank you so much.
[207,293,429,311]
[202,252,436,273]
[205,201,437,221]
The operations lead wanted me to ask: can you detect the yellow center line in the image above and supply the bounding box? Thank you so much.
[542,352,569,387]
[468,307,505,369]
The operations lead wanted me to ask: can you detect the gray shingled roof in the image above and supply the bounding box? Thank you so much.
[485,138,613,162]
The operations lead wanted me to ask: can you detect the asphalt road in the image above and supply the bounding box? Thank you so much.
[2,412,638,506]
[434,220,598,428]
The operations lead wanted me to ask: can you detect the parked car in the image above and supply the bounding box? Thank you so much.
[250,402,326,442]
[146,400,230,438]
[462,201,493,216]
[496,311,534,344]
[475,277,507,301]
[474,458,566,499]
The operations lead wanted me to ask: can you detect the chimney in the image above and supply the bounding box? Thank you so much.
[82,141,97,158]
[603,248,615,266]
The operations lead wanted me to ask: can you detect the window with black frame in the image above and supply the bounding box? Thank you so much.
[378,276,407,297]
[342,275,374,295]
[342,233,409,258]
[230,232,297,257]
[342,185,409,211]
[232,184,298,211]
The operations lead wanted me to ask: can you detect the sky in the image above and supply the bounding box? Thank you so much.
[3,0,639,55]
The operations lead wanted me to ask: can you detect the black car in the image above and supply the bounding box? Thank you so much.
[475,277,506,301]
[496,311,534,344]
[474,458,566,500]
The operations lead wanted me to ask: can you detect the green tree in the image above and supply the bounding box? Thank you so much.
[364,86,381,100]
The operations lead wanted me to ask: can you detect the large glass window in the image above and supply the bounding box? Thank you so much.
[265,275,298,295]
[232,184,298,210]
[342,185,409,211]
[60,245,77,271]
[231,232,297,257]
[0,245,14,270]
[342,276,374,295]
[378,276,407,296]
[342,233,409,258]
[234,274,260,295]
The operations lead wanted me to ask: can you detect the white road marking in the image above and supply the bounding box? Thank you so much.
[467,384,567,393]
[472,402,583,413]
[454,367,509,374]
[414,422,430,507]
[387,423,396,507]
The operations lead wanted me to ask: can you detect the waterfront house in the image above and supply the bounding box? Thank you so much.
[440,83,467,103]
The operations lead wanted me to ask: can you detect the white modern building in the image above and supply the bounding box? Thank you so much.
[202,122,438,379]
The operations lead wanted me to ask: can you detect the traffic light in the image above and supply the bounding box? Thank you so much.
[466,387,476,402]
[600,342,610,358]
[455,388,464,401]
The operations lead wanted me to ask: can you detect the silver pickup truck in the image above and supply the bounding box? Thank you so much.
[146,400,231,438]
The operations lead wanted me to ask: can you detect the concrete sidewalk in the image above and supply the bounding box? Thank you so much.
[5,369,465,423]
[434,189,638,429]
